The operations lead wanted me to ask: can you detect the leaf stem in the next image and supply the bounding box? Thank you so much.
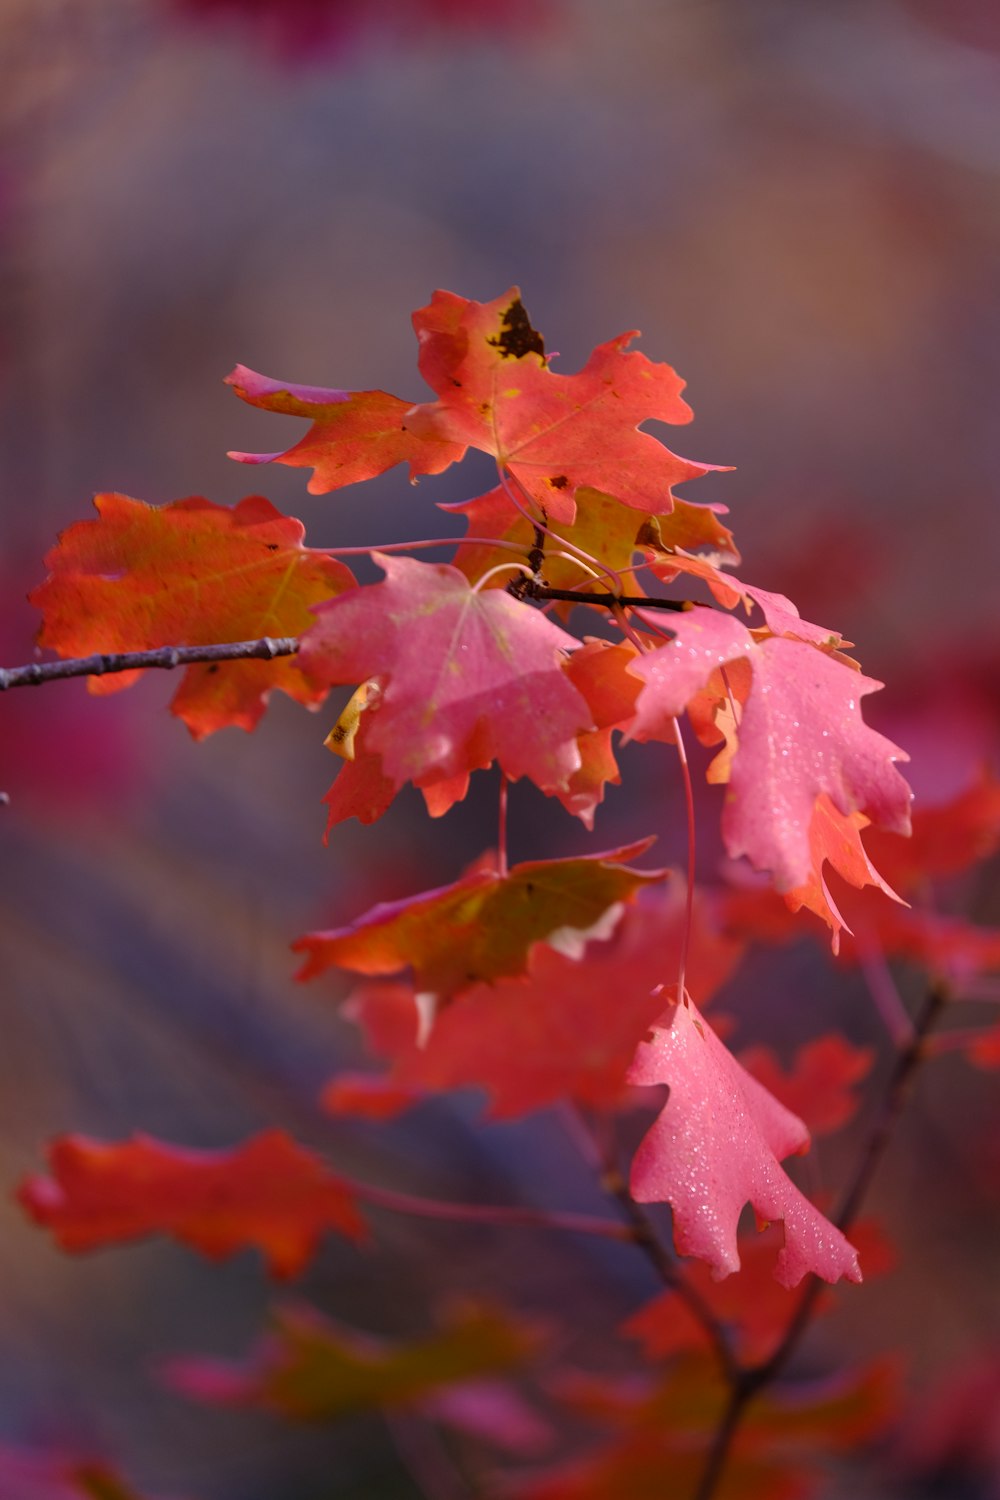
[497,771,509,880]
[344,1174,635,1242]
[669,715,698,1004]
[497,466,627,596]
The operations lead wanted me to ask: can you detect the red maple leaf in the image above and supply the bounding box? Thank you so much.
[296,553,594,792]
[523,1354,896,1500]
[627,606,912,891]
[29,493,354,737]
[18,1131,366,1278]
[321,636,642,833]
[326,882,744,1119]
[294,840,664,998]
[226,364,464,489]
[737,1034,875,1136]
[402,288,716,524]
[628,993,862,1287]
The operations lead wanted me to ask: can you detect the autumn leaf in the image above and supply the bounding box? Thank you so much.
[18,1130,366,1278]
[643,548,848,650]
[780,798,905,944]
[521,1354,896,1500]
[861,765,1000,892]
[402,287,716,524]
[737,1034,875,1136]
[30,493,354,738]
[164,1302,538,1421]
[225,364,464,490]
[297,552,594,792]
[627,993,862,1286]
[327,881,743,1119]
[321,680,474,834]
[294,840,665,998]
[445,486,736,604]
[624,1220,895,1366]
[321,636,642,833]
[627,606,912,891]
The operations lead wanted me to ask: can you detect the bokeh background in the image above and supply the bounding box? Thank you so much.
[1,1,998,1496]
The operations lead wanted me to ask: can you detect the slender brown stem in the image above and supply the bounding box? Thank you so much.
[0,636,300,691]
[509,578,690,613]
[562,1106,739,1384]
[692,1383,756,1500]
[598,1157,740,1385]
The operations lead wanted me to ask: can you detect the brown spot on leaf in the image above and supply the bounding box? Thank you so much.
[548,475,569,490]
[487,298,545,362]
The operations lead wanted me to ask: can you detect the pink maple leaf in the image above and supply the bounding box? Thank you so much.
[297,553,593,792]
[628,607,911,890]
[627,994,862,1287]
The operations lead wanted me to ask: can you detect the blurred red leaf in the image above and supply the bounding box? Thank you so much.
[737,1035,875,1137]
[322,880,743,1119]
[19,1131,366,1278]
[521,1354,896,1500]
[623,1220,895,1366]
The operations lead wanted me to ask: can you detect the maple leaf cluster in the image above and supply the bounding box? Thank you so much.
[26,287,919,1285]
[16,286,1000,1500]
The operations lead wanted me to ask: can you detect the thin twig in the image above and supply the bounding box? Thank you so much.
[0,637,300,691]
[692,1383,755,1500]
[691,978,951,1500]
[562,1106,739,1384]
[597,1156,740,1385]
[345,1174,635,1242]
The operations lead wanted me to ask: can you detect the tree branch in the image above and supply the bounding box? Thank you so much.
[507,576,691,613]
[562,1106,739,1383]
[691,978,951,1500]
[0,637,301,691]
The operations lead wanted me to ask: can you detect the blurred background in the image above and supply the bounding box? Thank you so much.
[0,0,998,1496]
